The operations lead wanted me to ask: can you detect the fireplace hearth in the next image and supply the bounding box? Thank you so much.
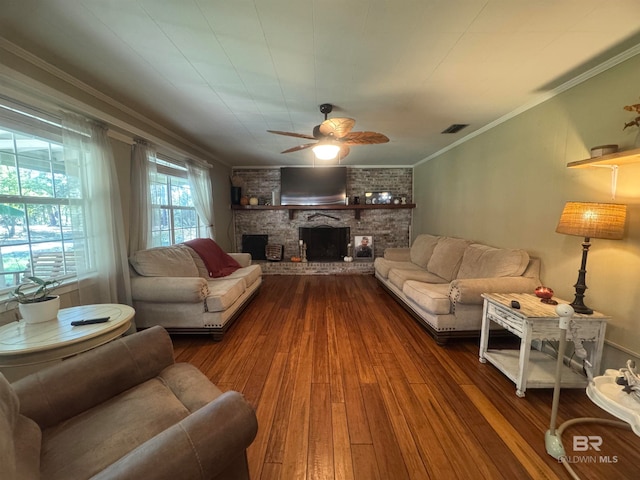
[299,226,350,261]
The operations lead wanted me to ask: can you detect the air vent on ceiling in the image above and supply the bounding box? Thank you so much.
[441,124,469,134]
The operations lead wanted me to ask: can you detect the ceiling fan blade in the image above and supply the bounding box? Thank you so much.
[319,118,355,138]
[342,131,389,145]
[338,145,350,159]
[268,130,316,140]
[281,143,316,154]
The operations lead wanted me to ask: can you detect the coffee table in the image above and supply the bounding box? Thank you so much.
[0,303,134,381]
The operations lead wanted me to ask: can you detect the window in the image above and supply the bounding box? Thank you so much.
[149,156,202,246]
[0,125,87,293]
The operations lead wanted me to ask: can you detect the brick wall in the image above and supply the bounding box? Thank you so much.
[230,167,413,260]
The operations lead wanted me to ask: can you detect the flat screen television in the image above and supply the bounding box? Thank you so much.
[280,167,347,206]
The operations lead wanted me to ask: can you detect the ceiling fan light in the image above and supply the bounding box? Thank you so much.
[312,142,340,160]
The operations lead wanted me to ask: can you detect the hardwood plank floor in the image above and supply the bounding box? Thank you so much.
[171,275,640,479]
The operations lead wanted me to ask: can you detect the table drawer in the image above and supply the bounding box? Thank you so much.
[487,303,523,335]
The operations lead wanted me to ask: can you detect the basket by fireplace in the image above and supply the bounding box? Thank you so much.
[265,244,283,261]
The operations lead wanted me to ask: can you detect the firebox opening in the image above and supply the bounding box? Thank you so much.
[299,226,350,261]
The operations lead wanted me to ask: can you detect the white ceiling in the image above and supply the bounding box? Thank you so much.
[2,0,640,168]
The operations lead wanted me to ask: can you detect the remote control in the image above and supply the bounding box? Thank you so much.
[71,317,110,326]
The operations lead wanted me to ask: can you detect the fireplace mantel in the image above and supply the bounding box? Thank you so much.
[231,203,416,220]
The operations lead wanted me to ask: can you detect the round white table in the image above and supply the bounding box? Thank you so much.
[0,303,134,382]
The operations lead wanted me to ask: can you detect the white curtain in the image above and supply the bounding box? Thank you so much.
[129,141,157,252]
[187,162,215,239]
[61,113,132,315]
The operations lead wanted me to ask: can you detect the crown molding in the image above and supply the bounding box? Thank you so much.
[0,37,225,167]
[417,43,640,167]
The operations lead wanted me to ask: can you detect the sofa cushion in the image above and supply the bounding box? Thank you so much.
[205,279,246,312]
[388,268,449,290]
[457,244,530,279]
[409,234,440,268]
[403,281,452,315]
[426,237,471,281]
[218,264,262,288]
[374,258,421,279]
[129,246,199,277]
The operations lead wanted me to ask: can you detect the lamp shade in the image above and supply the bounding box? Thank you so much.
[555,202,626,240]
[312,140,340,160]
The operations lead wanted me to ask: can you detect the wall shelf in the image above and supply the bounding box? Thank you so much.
[231,203,416,220]
[567,147,640,168]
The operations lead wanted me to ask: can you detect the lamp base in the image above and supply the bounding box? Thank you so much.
[569,300,593,315]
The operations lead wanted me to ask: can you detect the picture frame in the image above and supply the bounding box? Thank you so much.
[354,235,374,260]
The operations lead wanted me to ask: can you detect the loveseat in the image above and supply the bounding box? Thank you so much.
[375,234,541,344]
[129,239,262,340]
[1,325,258,480]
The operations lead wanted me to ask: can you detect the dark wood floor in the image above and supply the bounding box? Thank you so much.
[171,275,640,480]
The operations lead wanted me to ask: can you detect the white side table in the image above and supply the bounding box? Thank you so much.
[479,293,608,397]
[0,303,134,382]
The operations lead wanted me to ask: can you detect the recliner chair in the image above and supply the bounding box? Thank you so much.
[0,325,258,480]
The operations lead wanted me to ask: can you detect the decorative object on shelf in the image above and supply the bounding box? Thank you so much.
[555,201,627,314]
[534,286,558,305]
[239,196,249,206]
[353,196,360,205]
[364,192,392,204]
[623,99,640,148]
[230,175,244,205]
[9,276,61,324]
[590,144,618,158]
[249,197,259,206]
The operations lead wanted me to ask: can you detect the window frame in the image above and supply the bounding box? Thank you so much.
[149,155,203,247]
[0,106,89,297]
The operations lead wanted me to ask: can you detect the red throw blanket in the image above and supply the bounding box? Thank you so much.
[183,238,241,278]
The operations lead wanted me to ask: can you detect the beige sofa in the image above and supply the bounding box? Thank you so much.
[129,242,262,340]
[1,326,258,480]
[375,234,541,344]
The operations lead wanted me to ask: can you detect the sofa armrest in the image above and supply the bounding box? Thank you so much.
[384,248,411,262]
[229,253,252,267]
[449,276,540,305]
[14,326,175,429]
[131,276,208,302]
[92,391,258,480]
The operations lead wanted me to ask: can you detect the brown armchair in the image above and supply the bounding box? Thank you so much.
[1,326,258,480]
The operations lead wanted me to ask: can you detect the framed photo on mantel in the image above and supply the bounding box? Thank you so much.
[354,235,373,260]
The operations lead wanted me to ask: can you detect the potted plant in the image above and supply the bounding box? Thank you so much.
[10,276,61,324]
[623,99,640,148]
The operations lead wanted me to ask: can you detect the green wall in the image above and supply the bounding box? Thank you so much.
[414,53,640,364]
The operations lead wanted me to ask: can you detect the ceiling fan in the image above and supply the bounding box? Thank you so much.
[267,103,389,159]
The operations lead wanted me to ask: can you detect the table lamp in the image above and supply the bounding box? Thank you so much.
[555,202,626,314]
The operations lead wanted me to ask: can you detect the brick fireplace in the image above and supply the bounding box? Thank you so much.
[230,167,413,274]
